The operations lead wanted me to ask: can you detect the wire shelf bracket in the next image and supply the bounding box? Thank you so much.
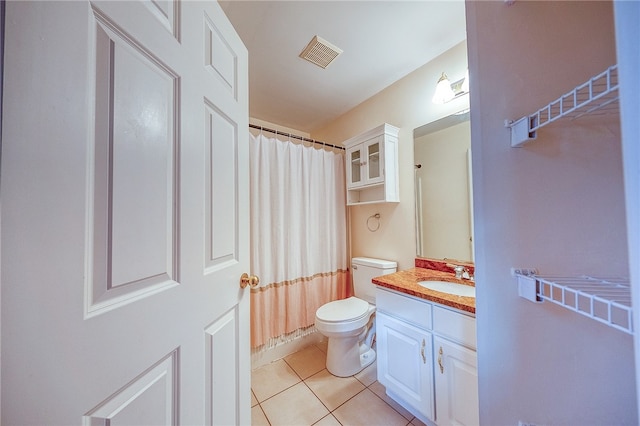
[506,65,619,147]
[515,273,633,335]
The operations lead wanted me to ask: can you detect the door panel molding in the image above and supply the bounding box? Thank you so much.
[204,12,237,99]
[85,5,181,318]
[204,98,239,274]
[205,308,240,426]
[144,0,181,42]
[83,349,180,425]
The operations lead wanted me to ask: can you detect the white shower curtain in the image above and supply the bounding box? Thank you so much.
[249,132,349,349]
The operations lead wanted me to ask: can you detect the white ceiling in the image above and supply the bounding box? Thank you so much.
[219,1,467,133]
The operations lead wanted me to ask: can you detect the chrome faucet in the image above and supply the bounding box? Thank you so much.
[452,265,472,280]
[452,265,466,279]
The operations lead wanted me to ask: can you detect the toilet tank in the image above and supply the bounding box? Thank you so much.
[352,257,397,304]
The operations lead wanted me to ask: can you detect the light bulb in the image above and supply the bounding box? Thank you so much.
[432,72,455,104]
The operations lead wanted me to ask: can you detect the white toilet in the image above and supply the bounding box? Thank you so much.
[315,257,397,377]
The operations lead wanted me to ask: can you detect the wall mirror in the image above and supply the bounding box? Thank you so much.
[414,110,473,262]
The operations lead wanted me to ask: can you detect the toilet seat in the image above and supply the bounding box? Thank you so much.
[316,297,370,323]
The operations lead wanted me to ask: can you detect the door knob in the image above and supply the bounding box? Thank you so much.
[240,273,260,289]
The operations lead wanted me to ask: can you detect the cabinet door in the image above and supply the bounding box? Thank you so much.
[346,145,363,188]
[364,136,385,185]
[377,312,434,421]
[433,336,479,426]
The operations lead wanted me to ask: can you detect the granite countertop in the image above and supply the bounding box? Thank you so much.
[372,267,476,314]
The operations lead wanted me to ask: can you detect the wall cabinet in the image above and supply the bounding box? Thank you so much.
[376,287,479,426]
[343,124,399,205]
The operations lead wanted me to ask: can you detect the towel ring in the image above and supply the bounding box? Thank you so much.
[366,213,381,232]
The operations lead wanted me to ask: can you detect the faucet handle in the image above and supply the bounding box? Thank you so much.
[446,262,472,279]
[452,265,466,279]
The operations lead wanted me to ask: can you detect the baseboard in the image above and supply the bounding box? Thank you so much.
[251,331,325,370]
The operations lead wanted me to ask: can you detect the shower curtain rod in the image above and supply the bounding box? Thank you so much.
[249,124,345,151]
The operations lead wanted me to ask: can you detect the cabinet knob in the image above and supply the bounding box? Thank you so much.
[438,346,444,374]
[420,339,426,364]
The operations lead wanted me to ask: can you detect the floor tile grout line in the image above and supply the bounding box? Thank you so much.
[254,376,413,423]
[252,342,416,426]
[366,381,416,423]
[253,375,303,406]
[254,356,328,424]
[281,344,367,414]
[252,355,309,405]
[256,403,272,426]
[313,413,343,426]
[254,376,413,426]
[299,372,333,414]
[282,353,315,382]
[304,375,366,420]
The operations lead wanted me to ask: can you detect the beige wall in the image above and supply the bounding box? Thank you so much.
[312,41,470,271]
[249,117,310,139]
[466,1,636,424]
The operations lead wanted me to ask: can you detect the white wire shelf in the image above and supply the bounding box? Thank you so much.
[507,65,619,147]
[515,273,633,335]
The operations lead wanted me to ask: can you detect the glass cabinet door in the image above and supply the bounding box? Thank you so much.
[343,124,399,205]
[367,141,380,180]
[349,148,362,185]
[364,137,384,185]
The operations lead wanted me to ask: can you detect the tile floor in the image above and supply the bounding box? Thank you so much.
[251,340,427,426]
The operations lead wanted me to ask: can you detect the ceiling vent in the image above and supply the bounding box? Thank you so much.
[299,35,343,69]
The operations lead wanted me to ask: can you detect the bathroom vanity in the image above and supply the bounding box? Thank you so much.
[373,261,478,426]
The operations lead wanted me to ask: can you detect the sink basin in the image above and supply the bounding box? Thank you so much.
[418,280,475,298]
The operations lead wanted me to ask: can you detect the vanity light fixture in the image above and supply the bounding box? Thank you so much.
[461,69,470,93]
[432,70,469,104]
[432,72,455,104]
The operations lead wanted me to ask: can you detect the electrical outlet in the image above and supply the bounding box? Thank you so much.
[510,267,538,277]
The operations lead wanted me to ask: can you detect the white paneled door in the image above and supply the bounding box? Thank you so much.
[1,1,250,424]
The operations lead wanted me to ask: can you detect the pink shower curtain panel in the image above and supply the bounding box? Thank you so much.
[249,133,348,349]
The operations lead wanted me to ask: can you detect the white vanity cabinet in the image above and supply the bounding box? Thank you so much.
[344,123,399,205]
[432,305,479,426]
[376,287,478,426]
[433,336,479,426]
[376,304,435,422]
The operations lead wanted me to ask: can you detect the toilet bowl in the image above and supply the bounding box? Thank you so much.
[315,297,376,377]
[315,257,397,377]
